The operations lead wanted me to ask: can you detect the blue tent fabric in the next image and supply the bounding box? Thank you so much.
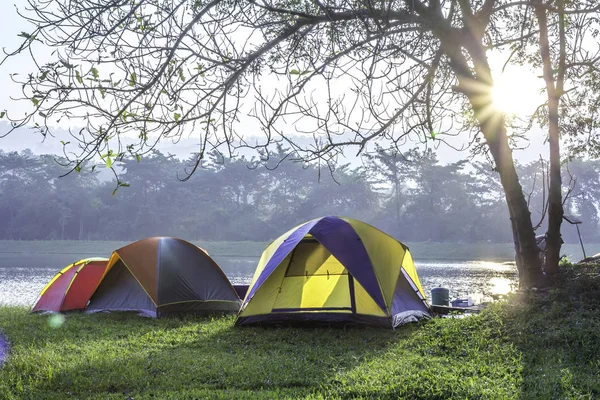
[243,219,319,304]
[309,217,387,312]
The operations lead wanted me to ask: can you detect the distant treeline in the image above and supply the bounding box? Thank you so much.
[1,145,598,243]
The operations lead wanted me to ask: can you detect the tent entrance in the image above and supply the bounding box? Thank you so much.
[86,260,156,317]
[271,238,356,313]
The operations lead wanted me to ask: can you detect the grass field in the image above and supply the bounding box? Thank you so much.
[1,262,599,399]
[1,240,599,262]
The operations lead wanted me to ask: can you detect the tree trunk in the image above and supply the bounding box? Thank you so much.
[444,54,545,286]
[535,2,564,275]
[545,98,563,274]
[478,116,546,288]
[455,39,545,287]
[509,214,524,284]
[412,0,546,287]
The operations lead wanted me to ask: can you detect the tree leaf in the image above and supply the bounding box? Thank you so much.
[0,111,5,119]
[112,180,130,195]
[174,113,181,122]
[90,67,99,79]
[105,157,113,168]
[129,72,137,86]
[289,69,300,75]
[430,130,437,139]
[75,70,83,84]
[75,164,81,173]
[136,154,141,162]
[32,98,39,107]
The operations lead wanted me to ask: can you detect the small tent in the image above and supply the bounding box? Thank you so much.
[86,237,240,318]
[32,258,110,313]
[236,216,429,328]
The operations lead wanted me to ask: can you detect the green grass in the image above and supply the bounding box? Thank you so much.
[1,263,600,399]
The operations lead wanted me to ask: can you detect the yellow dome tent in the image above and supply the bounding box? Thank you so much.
[236,216,429,328]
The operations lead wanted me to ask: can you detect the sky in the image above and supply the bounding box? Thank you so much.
[0,0,550,166]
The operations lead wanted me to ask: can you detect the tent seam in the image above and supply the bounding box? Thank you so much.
[118,256,159,307]
[400,267,430,308]
[158,299,240,307]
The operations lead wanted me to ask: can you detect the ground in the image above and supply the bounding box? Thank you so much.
[0,262,599,399]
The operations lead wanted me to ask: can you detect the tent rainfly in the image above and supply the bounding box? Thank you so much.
[86,237,240,318]
[236,216,430,328]
[32,258,110,313]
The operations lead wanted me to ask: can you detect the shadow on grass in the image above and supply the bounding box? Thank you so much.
[0,309,406,399]
[500,263,600,399]
[7,271,600,400]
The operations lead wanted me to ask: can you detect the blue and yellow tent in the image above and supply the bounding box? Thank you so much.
[236,216,430,328]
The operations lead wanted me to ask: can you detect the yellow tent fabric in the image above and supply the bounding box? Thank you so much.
[236,216,429,328]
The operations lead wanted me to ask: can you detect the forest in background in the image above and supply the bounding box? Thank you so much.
[1,144,598,244]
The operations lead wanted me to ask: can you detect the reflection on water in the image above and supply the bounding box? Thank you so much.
[0,257,518,307]
[0,267,58,307]
[416,261,518,302]
[488,277,515,296]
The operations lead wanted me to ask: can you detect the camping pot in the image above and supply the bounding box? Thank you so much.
[431,287,450,306]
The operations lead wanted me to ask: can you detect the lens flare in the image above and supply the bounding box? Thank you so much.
[488,277,514,296]
[48,313,66,328]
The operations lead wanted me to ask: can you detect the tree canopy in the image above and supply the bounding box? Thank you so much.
[3,0,600,287]
[2,0,530,168]
[2,147,598,244]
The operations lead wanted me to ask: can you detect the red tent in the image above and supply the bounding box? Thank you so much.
[32,258,109,313]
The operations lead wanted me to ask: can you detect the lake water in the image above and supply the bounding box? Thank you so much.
[0,254,517,307]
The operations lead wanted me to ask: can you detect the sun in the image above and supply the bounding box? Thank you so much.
[491,67,543,118]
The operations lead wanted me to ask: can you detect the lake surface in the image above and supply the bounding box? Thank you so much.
[0,254,517,307]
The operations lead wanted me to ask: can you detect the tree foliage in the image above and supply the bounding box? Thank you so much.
[1,147,598,244]
[3,0,600,286]
[3,0,518,172]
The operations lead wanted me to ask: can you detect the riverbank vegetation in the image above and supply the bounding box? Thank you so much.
[1,262,598,399]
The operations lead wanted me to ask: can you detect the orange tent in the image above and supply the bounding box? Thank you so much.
[85,238,240,318]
